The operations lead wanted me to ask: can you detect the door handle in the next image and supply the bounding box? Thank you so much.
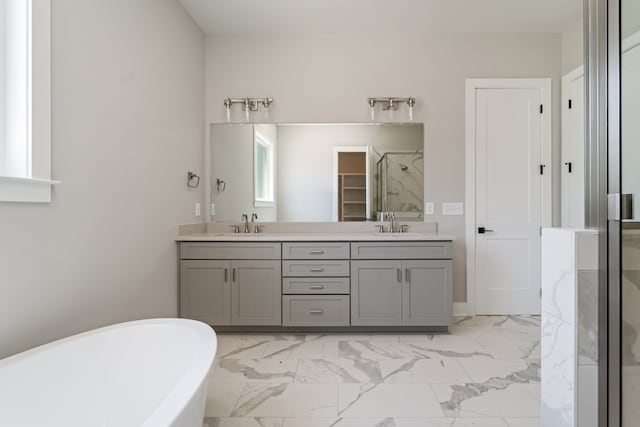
[224,268,228,282]
[565,162,573,173]
[397,268,402,283]
[232,268,236,282]
[478,227,494,234]
[405,268,410,282]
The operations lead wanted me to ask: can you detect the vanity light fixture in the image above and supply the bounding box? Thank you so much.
[367,97,416,121]
[223,97,273,122]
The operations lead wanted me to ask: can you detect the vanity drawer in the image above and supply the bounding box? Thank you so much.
[282,295,350,326]
[351,242,452,260]
[282,260,350,277]
[282,242,350,260]
[283,277,350,295]
[180,242,281,260]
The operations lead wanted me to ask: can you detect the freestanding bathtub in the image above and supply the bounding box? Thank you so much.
[0,318,217,427]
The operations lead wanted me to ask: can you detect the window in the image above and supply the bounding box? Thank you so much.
[0,0,54,203]
[254,130,274,207]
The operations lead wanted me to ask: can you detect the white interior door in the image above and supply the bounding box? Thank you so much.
[469,80,550,315]
[561,67,585,228]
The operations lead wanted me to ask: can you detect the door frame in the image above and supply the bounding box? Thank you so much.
[561,66,585,228]
[464,78,553,315]
[332,146,371,221]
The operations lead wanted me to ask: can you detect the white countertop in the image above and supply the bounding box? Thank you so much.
[176,232,455,242]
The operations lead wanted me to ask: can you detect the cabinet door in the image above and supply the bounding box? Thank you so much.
[351,260,402,326]
[402,260,453,325]
[231,260,282,325]
[180,260,231,325]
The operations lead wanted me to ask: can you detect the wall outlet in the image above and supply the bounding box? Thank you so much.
[442,202,464,216]
[195,202,201,217]
[425,202,435,215]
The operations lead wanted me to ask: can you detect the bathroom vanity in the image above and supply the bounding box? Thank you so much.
[177,232,454,331]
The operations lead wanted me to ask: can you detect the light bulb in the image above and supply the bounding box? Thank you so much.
[244,108,250,122]
[408,105,414,121]
[370,106,375,121]
[226,107,231,122]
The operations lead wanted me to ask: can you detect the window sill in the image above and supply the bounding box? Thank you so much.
[254,200,275,208]
[0,175,60,203]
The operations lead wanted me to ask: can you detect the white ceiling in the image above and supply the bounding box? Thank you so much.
[179,0,582,36]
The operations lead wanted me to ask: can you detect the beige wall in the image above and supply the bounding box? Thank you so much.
[562,18,584,74]
[205,32,563,303]
[0,0,204,358]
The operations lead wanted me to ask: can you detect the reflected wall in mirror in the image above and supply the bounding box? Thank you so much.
[210,123,424,222]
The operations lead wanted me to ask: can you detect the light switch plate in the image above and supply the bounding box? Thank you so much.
[195,202,201,217]
[425,202,435,215]
[442,202,464,215]
[211,203,215,216]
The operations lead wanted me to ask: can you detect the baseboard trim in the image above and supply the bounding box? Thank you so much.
[453,302,474,317]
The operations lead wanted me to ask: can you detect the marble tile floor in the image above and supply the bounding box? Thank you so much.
[203,316,541,427]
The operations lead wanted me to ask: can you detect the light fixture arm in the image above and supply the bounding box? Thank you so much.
[223,97,274,121]
[367,97,416,110]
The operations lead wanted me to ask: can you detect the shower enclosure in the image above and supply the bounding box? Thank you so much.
[375,151,424,220]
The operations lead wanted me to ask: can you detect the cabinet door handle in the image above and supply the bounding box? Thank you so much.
[309,250,325,255]
[310,267,325,272]
[224,268,228,282]
[232,268,236,282]
[405,268,410,282]
[309,309,324,315]
[397,268,402,283]
[310,285,325,290]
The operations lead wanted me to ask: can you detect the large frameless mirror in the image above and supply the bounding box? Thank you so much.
[210,123,424,223]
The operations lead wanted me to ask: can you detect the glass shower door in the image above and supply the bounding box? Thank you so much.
[620,0,640,424]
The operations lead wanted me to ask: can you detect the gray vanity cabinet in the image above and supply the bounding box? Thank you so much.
[351,260,403,326]
[231,260,282,325]
[179,242,282,326]
[180,260,232,325]
[351,242,453,327]
[402,260,452,325]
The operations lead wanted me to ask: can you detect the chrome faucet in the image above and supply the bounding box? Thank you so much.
[251,213,261,233]
[388,212,396,233]
[241,213,249,233]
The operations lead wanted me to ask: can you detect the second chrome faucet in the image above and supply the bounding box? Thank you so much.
[240,212,262,233]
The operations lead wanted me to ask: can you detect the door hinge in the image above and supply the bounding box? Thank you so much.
[540,104,544,114]
[539,164,546,175]
[568,99,573,109]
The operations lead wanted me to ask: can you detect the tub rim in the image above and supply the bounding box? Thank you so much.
[0,318,217,427]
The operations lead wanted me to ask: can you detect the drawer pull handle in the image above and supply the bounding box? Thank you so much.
[310,285,325,290]
[232,268,236,282]
[397,268,402,283]
[405,268,410,282]
[309,309,324,315]
[310,267,325,272]
[309,250,325,255]
[224,268,228,282]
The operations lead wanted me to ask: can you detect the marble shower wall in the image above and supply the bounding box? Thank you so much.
[541,229,598,427]
[374,150,424,218]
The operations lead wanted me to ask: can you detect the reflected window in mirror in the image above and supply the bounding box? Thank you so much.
[254,129,274,207]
